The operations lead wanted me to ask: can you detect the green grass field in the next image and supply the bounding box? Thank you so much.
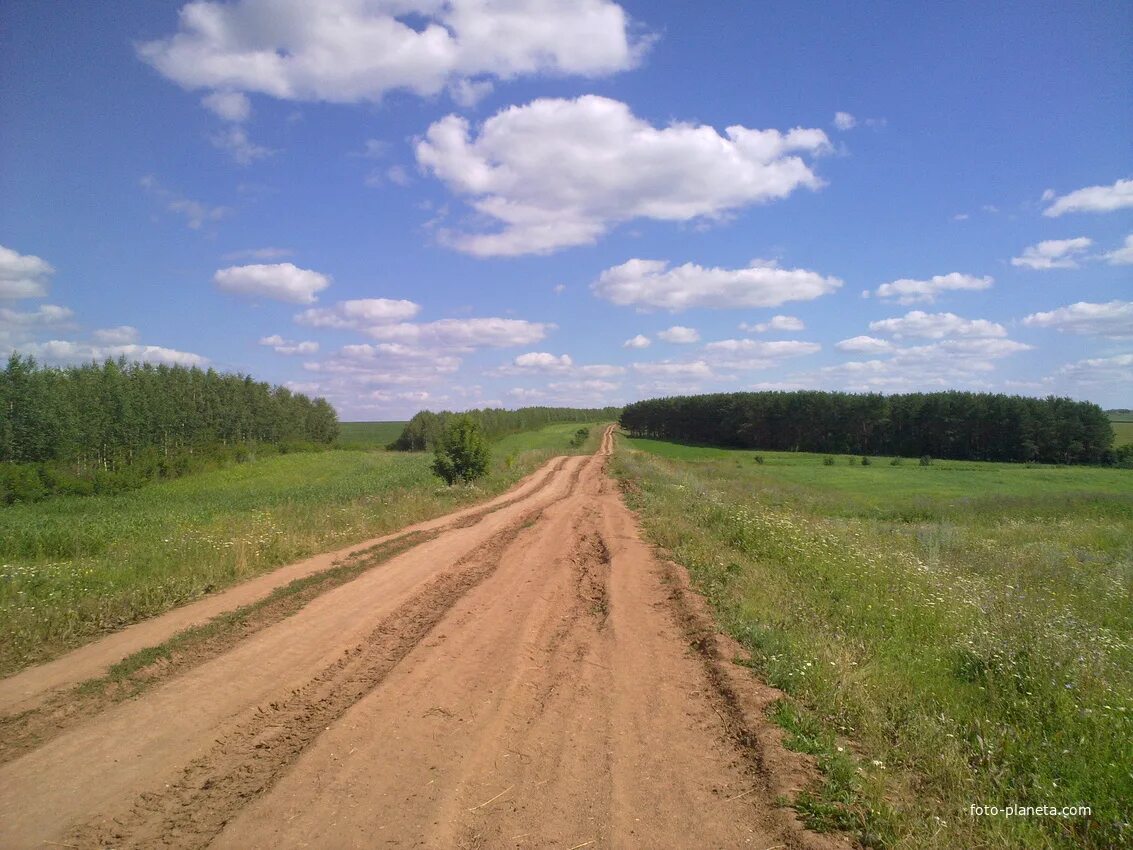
[336,420,407,449]
[0,422,606,676]
[1111,420,1133,447]
[615,437,1132,850]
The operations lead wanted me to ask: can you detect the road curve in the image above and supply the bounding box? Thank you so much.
[0,426,844,850]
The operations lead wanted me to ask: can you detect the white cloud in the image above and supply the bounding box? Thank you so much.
[201,90,250,122]
[417,96,831,255]
[739,314,805,333]
[593,258,841,311]
[140,175,229,229]
[0,304,74,328]
[19,340,207,367]
[871,272,993,304]
[259,334,318,354]
[1043,177,1133,216]
[833,111,857,130]
[1055,353,1133,386]
[0,245,55,299]
[632,360,714,377]
[295,298,421,329]
[704,338,820,357]
[139,1,645,105]
[1102,234,1133,265]
[365,317,553,349]
[1023,300,1133,338]
[214,262,331,304]
[514,351,573,370]
[658,325,700,343]
[386,165,412,187]
[449,77,494,107]
[869,311,1007,339]
[210,126,273,165]
[1010,237,1093,270]
[92,325,140,344]
[623,334,651,349]
[835,335,893,354]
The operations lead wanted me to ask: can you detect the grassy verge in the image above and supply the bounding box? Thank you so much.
[0,421,604,675]
[614,438,1132,849]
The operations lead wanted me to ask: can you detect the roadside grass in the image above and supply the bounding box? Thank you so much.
[0,422,604,676]
[614,438,1132,850]
[336,420,407,449]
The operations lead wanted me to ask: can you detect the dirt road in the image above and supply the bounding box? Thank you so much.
[0,427,841,849]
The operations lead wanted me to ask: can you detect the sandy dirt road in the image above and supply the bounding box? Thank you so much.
[0,427,842,849]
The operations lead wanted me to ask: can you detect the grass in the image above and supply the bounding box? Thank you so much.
[336,420,407,449]
[0,421,606,676]
[614,437,1132,850]
[1111,420,1133,448]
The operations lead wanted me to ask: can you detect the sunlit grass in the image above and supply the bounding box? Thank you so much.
[0,422,604,675]
[615,437,1132,849]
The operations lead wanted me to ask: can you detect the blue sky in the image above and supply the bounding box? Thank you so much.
[1,0,1130,419]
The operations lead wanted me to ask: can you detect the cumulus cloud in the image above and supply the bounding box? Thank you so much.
[19,340,207,367]
[295,298,421,329]
[868,311,1007,339]
[201,90,250,121]
[593,258,841,311]
[513,351,573,370]
[210,126,273,164]
[739,315,805,333]
[214,262,331,304]
[417,96,831,255]
[835,335,893,354]
[871,272,993,305]
[140,175,229,229]
[658,325,700,343]
[632,360,714,377]
[139,1,646,105]
[1055,353,1133,386]
[259,334,318,354]
[833,111,857,130]
[1043,177,1133,216]
[704,338,820,356]
[1023,300,1133,338]
[1010,237,1093,270]
[92,325,140,344]
[0,245,55,299]
[1102,234,1133,265]
[0,304,75,328]
[365,317,553,349]
[623,334,651,349]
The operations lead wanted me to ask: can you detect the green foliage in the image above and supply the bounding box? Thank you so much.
[431,416,491,485]
[335,421,406,449]
[619,390,1115,464]
[860,455,872,466]
[389,405,620,451]
[0,354,339,502]
[920,454,933,466]
[569,427,591,448]
[616,440,1132,849]
[823,456,836,466]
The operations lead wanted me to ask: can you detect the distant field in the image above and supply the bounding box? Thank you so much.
[0,422,605,675]
[336,421,407,449]
[615,437,1132,849]
[1111,419,1133,447]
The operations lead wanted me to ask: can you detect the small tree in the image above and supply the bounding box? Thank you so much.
[432,415,490,485]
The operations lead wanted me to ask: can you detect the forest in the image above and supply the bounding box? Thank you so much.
[1,354,338,501]
[619,390,1119,464]
[388,405,621,450]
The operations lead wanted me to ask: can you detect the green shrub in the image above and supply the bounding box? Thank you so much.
[860,456,872,466]
[919,455,933,466]
[823,456,836,466]
[432,415,491,485]
[889,457,902,466]
[753,455,765,465]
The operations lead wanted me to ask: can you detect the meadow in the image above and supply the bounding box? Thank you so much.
[336,420,407,449]
[614,438,1132,850]
[0,422,605,675]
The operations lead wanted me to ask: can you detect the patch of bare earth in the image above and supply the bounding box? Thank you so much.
[0,427,847,850]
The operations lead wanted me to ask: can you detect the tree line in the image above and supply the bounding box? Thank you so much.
[619,391,1120,465]
[389,406,621,451]
[1,354,338,501]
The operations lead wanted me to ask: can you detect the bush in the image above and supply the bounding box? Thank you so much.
[823,456,836,466]
[432,415,491,485]
[569,427,591,449]
[920,455,933,466]
[753,455,765,465]
[890,457,903,466]
[861,456,872,466]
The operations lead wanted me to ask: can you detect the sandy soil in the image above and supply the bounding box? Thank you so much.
[0,427,845,849]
